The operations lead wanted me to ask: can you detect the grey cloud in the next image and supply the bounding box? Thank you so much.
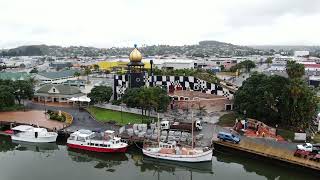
[224,0,320,27]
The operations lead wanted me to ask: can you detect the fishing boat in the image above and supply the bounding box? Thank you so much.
[142,113,212,163]
[11,125,58,143]
[67,129,128,153]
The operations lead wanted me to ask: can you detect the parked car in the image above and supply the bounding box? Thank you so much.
[217,132,240,144]
[296,143,320,153]
[297,143,313,152]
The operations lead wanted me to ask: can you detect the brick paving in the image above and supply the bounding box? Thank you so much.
[0,110,66,130]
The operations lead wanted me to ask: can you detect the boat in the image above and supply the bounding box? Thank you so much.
[142,141,212,162]
[67,129,128,153]
[142,113,213,163]
[11,125,58,143]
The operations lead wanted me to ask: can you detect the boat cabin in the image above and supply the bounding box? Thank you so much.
[159,141,177,149]
[68,129,122,148]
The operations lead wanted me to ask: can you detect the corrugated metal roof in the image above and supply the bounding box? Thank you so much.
[0,72,32,81]
[36,84,82,95]
[38,70,79,79]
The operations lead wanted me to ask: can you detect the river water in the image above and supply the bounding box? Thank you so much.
[0,135,318,180]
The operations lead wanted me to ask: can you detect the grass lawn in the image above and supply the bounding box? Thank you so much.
[277,129,295,141]
[87,107,150,125]
[217,112,238,127]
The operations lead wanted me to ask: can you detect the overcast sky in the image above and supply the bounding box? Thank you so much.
[0,0,320,48]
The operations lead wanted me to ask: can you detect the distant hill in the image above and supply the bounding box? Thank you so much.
[251,45,320,57]
[0,41,265,57]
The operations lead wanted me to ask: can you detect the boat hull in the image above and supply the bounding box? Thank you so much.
[11,134,58,143]
[67,143,128,153]
[142,149,213,163]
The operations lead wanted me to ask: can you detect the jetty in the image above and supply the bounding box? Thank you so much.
[212,139,320,172]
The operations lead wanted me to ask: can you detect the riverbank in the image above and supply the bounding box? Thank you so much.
[0,134,319,180]
[212,139,320,172]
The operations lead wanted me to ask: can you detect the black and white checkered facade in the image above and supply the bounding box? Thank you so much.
[114,75,234,100]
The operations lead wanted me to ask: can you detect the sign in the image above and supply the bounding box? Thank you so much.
[294,133,307,141]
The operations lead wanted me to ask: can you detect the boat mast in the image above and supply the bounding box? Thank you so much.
[157,113,160,148]
[191,111,194,149]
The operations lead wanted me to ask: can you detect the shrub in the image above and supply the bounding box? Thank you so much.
[47,110,66,122]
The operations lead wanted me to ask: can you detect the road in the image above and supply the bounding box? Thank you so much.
[26,101,118,132]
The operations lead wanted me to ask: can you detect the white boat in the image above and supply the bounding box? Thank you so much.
[67,129,128,153]
[142,112,212,163]
[11,125,58,143]
[143,141,212,162]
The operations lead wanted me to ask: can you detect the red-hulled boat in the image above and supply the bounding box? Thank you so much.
[67,129,128,153]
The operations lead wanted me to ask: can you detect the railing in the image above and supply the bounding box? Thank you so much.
[94,103,160,118]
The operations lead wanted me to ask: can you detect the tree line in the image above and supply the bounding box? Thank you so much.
[121,87,171,115]
[234,61,317,130]
[88,85,171,116]
[0,79,34,111]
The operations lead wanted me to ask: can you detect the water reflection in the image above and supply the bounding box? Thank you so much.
[0,135,18,152]
[13,141,59,152]
[130,149,213,175]
[67,148,128,172]
[215,151,320,180]
[0,134,319,180]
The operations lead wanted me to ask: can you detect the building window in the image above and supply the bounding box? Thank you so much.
[53,88,56,93]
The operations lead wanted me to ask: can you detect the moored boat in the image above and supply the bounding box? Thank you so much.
[67,129,128,153]
[142,112,212,163]
[143,141,212,162]
[11,125,58,143]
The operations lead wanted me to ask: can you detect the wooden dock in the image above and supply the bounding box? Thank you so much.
[212,140,320,172]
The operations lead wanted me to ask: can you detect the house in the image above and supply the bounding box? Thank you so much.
[62,79,86,87]
[153,59,195,70]
[34,84,83,103]
[35,69,80,84]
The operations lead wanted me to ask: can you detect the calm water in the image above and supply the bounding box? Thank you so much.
[0,135,319,180]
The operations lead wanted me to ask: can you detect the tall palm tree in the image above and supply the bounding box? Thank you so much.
[84,68,91,83]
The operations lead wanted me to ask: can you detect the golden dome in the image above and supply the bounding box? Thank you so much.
[129,44,142,62]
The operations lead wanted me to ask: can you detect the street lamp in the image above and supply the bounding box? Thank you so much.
[44,97,46,112]
[120,103,126,124]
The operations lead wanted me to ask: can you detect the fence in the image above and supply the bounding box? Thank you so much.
[94,103,161,118]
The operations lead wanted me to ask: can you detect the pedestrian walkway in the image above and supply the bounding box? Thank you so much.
[0,110,66,130]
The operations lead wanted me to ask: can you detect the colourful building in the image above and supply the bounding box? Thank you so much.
[97,60,151,72]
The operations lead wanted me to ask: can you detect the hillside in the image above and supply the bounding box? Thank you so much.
[0,41,265,57]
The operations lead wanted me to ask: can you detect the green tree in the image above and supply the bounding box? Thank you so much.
[12,80,34,105]
[84,67,91,82]
[88,86,113,104]
[74,71,81,80]
[265,57,273,68]
[240,60,256,72]
[0,85,15,110]
[93,64,99,71]
[121,86,170,115]
[234,71,317,130]
[220,65,225,71]
[279,79,317,129]
[286,61,305,79]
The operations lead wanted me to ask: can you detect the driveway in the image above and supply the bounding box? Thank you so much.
[26,101,118,132]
